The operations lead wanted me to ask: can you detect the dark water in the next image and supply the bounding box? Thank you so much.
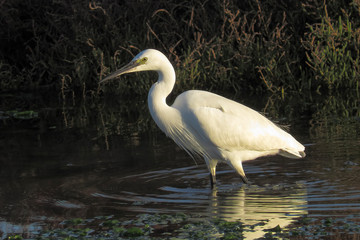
[1,96,360,239]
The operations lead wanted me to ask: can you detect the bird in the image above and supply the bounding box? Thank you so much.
[101,49,305,188]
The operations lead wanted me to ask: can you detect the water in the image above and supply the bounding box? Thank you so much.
[0,97,360,239]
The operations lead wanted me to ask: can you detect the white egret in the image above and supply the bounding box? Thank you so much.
[101,49,305,188]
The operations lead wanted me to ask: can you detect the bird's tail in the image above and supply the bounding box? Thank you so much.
[279,148,306,159]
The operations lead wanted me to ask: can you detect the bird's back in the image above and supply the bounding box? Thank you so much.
[171,90,305,161]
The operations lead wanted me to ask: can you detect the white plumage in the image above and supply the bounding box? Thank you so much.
[101,49,305,187]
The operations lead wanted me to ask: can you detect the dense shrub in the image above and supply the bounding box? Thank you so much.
[0,0,359,97]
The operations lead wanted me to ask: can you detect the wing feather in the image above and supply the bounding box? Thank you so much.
[172,90,304,157]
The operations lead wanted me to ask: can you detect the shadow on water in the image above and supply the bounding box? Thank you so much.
[0,90,359,238]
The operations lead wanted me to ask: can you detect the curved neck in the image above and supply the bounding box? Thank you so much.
[147,62,176,132]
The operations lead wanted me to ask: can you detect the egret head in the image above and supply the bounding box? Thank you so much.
[100,49,167,84]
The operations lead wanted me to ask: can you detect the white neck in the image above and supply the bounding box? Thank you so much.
[147,60,176,133]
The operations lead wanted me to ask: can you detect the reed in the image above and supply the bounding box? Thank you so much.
[0,0,359,99]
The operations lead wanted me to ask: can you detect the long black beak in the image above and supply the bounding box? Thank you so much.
[100,60,140,84]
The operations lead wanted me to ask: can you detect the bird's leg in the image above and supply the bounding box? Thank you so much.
[210,173,216,189]
[240,174,249,184]
[228,160,249,185]
[206,159,218,189]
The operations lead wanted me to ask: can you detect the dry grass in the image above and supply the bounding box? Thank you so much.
[0,0,359,99]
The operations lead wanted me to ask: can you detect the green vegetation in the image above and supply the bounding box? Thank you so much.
[303,9,360,91]
[5,214,360,239]
[0,110,38,120]
[1,0,359,98]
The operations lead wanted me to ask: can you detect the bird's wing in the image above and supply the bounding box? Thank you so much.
[173,90,304,156]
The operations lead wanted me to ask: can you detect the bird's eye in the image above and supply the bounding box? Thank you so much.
[135,57,148,65]
[137,57,148,65]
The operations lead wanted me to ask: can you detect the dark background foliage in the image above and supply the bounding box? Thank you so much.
[1,0,359,98]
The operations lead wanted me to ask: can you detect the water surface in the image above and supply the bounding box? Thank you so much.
[0,97,359,239]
